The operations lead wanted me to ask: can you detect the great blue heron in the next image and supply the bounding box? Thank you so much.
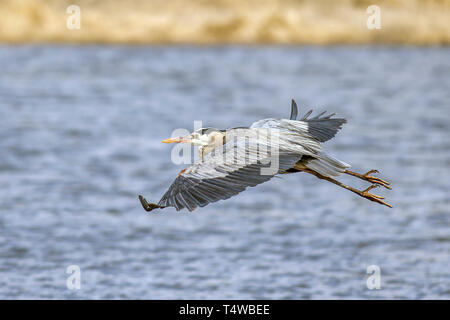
[139,100,391,212]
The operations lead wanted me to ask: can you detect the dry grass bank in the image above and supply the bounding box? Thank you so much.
[0,0,449,45]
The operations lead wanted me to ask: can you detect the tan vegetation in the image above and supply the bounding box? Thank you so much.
[0,0,449,45]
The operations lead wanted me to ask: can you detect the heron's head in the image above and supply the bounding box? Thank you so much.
[162,128,225,146]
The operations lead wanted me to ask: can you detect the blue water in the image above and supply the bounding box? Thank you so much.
[0,45,449,299]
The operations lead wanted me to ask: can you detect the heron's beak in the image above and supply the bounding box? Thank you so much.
[161,136,191,144]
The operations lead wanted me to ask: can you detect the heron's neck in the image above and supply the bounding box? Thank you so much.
[191,135,210,146]
[198,132,225,157]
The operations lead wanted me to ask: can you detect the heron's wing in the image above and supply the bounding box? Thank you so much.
[298,107,347,142]
[250,110,349,177]
[290,99,298,120]
[156,133,301,212]
[251,107,346,143]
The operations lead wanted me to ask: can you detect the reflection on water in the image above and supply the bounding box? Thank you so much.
[0,45,449,299]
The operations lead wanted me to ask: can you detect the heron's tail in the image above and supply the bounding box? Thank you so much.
[304,152,350,177]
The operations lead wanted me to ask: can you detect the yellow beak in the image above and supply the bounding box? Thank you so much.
[161,137,191,143]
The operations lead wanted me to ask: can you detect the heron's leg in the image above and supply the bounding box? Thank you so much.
[139,195,165,212]
[344,169,391,190]
[300,169,392,208]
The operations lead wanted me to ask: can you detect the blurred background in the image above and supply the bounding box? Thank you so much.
[0,0,449,299]
[1,0,449,44]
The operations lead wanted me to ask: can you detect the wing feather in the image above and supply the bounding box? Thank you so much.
[156,132,302,211]
[251,108,346,143]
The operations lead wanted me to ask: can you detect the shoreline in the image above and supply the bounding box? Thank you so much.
[1,0,449,45]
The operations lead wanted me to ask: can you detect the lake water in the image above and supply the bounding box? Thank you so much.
[0,45,449,299]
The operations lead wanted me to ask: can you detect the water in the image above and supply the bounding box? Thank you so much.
[0,45,449,299]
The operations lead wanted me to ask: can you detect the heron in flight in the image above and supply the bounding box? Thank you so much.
[139,100,391,212]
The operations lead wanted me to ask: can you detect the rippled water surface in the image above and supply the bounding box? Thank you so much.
[0,45,449,299]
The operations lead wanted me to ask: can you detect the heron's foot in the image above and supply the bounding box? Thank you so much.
[363,170,391,189]
[345,169,391,190]
[360,185,392,208]
[139,195,165,212]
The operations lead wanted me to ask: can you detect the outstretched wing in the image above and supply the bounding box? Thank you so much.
[252,102,346,143]
[249,102,349,177]
[298,107,347,142]
[290,99,298,120]
[153,129,302,212]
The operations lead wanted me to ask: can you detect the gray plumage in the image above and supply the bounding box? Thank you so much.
[290,99,298,120]
[151,101,349,212]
